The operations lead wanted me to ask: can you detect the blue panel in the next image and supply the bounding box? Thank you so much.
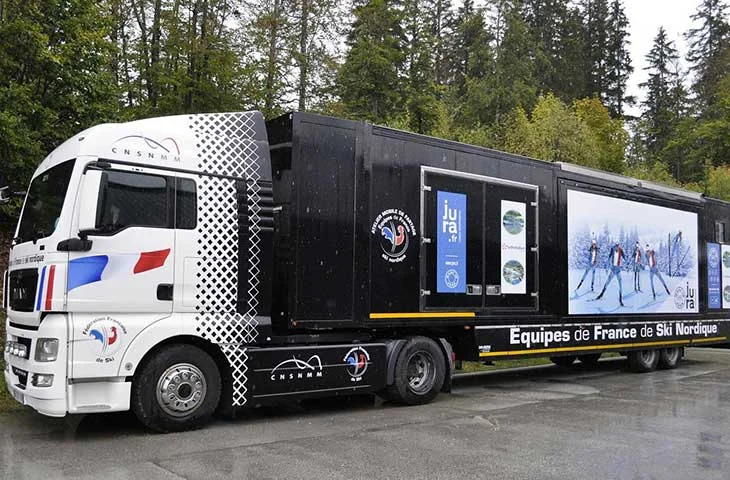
[68,255,109,291]
[437,191,466,293]
[708,242,721,309]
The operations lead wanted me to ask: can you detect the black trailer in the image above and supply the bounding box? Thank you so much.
[252,111,730,392]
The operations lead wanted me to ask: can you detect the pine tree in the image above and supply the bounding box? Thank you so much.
[640,27,685,175]
[402,0,445,134]
[605,0,633,117]
[580,0,610,98]
[685,0,730,115]
[338,0,405,123]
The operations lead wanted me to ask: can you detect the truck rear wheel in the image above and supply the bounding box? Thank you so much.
[550,355,576,367]
[658,347,683,369]
[132,344,221,432]
[627,349,659,373]
[578,353,601,365]
[383,336,445,405]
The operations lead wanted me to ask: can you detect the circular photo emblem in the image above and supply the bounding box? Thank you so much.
[709,247,720,266]
[503,260,525,285]
[724,286,730,303]
[723,251,730,268]
[502,210,525,235]
[673,286,687,309]
[343,347,370,382]
[371,209,417,263]
[444,269,460,289]
[82,316,127,358]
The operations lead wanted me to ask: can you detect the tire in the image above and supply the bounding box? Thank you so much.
[627,349,659,373]
[132,344,221,432]
[550,355,576,367]
[382,336,445,405]
[578,353,601,365]
[658,347,683,369]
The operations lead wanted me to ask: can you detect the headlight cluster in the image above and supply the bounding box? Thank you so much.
[4,341,28,358]
[4,338,58,361]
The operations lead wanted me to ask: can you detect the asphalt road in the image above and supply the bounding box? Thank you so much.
[2,348,730,479]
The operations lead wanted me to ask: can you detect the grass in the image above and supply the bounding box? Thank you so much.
[457,357,553,373]
[457,352,621,373]
[0,308,22,412]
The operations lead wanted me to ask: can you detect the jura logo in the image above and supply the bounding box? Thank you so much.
[269,355,324,381]
[111,135,181,162]
[674,283,696,310]
[441,199,461,241]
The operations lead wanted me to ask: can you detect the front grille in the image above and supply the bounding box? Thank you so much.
[12,367,28,389]
[8,269,38,312]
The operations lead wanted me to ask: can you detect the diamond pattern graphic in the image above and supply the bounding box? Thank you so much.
[189,112,262,406]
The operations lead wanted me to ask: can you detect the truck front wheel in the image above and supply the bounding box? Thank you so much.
[132,344,221,432]
[627,349,659,373]
[383,336,445,405]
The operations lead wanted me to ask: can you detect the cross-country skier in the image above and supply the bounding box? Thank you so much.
[575,238,600,292]
[632,241,643,292]
[646,244,671,300]
[595,241,626,306]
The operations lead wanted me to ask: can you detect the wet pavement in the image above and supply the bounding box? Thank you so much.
[2,348,730,479]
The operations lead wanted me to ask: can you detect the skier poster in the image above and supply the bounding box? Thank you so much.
[567,190,698,315]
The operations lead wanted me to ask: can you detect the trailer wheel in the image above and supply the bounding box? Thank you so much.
[550,355,576,367]
[658,347,683,369]
[132,344,221,432]
[627,349,659,373]
[578,353,601,365]
[383,336,445,405]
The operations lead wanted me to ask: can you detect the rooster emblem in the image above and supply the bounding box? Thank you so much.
[381,222,406,253]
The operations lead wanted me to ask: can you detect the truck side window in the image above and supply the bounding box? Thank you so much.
[175,178,197,229]
[716,221,726,243]
[97,170,169,232]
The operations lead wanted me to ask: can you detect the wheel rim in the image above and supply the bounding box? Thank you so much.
[640,350,655,364]
[407,351,436,394]
[665,348,680,362]
[156,363,207,417]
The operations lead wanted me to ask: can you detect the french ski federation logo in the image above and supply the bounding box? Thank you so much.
[371,209,416,263]
[343,347,370,382]
[82,316,127,358]
[269,355,323,381]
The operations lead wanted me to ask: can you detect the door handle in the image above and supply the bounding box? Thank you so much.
[157,284,173,301]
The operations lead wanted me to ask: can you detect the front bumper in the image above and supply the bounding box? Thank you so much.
[4,313,132,417]
[4,314,68,417]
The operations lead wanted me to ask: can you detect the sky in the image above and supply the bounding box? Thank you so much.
[624,0,700,117]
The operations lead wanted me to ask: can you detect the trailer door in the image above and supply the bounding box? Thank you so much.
[421,167,539,312]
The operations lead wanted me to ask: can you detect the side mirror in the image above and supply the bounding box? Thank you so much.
[78,169,104,234]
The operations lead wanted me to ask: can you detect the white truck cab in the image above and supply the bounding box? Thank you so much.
[4,112,272,429]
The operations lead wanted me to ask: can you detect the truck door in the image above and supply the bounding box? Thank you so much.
[66,164,176,315]
[421,167,539,312]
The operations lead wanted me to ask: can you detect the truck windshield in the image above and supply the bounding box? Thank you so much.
[16,159,75,243]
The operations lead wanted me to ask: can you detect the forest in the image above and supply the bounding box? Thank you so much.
[2,0,730,221]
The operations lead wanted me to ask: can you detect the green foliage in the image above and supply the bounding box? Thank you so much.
[706,165,730,201]
[0,0,118,218]
[338,0,405,124]
[501,93,603,168]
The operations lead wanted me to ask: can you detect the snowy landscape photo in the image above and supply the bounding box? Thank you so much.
[567,190,699,315]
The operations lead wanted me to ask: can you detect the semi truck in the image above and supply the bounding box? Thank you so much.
[3,111,730,432]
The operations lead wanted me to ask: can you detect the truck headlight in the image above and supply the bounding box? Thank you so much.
[35,338,59,362]
[32,374,54,387]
